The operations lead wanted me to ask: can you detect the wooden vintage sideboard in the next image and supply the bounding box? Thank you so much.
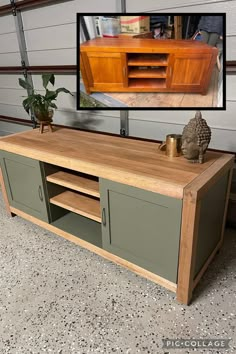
[80,38,218,95]
[0,128,233,304]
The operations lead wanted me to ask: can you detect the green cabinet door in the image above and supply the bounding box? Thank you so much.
[0,151,49,222]
[100,179,182,283]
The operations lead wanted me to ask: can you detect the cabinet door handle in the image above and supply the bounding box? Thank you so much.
[102,208,106,226]
[38,185,43,202]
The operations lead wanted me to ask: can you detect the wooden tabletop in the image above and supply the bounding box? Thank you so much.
[80,38,217,53]
[0,128,232,199]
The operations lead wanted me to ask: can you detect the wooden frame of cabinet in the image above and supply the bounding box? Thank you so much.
[80,38,218,95]
[0,128,233,305]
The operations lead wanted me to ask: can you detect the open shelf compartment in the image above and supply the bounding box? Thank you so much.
[51,211,102,248]
[128,78,166,89]
[128,53,169,66]
[128,66,167,78]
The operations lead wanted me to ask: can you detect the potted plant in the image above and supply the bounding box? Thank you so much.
[19,74,73,122]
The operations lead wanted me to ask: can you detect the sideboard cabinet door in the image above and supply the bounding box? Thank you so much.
[0,151,49,222]
[82,52,126,91]
[170,53,212,92]
[100,178,182,283]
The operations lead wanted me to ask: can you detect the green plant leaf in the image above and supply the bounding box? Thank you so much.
[19,78,32,90]
[49,102,58,109]
[49,74,55,86]
[29,94,43,106]
[56,87,73,96]
[22,97,31,114]
[45,89,57,100]
[42,74,55,89]
[33,94,44,101]
[19,74,72,117]
[24,96,33,104]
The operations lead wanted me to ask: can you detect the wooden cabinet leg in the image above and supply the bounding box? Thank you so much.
[0,167,14,217]
[80,52,91,95]
[176,191,201,305]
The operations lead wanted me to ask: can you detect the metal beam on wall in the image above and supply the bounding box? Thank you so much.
[115,0,126,12]
[80,16,90,41]
[120,111,129,136]
[120,0,126,13]
[10,0,36,126]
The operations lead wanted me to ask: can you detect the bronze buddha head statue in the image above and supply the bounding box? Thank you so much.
[181,111,211,164]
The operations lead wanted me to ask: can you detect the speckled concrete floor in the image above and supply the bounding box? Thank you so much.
[0,193,235,354]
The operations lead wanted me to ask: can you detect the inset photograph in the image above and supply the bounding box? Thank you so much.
[78,14,225,109]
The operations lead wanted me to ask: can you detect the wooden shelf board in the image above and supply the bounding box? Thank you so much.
[128,67,166,78]
[128,54,168,66]
[50,191,101,223]
[46,171,100,198]
[128,78,166,89]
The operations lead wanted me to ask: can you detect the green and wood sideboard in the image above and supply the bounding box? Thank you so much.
[80,38,218,95]
[0,128,233,304]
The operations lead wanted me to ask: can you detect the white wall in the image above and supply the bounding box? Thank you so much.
[22,2,77,66]
[0,0,9,5]
[0,14,21,66]
[21,0,120,65]
[0,74,30,120]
